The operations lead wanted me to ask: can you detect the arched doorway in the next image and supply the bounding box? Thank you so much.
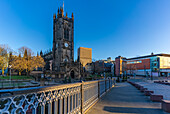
[70,70,75,79]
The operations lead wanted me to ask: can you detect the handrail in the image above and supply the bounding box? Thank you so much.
[0,78,116,114]
[0,82,82,97]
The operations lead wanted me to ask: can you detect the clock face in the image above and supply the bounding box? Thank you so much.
[64,42,68,47]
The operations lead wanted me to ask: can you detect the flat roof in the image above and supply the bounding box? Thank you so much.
[78,47,92,50]
[126,53,170,60]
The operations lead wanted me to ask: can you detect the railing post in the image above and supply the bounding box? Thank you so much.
[77,92,80,107]
[71,95,73,111]
[75,94,77,110]
[81,81,84,114]
[54,100,58,114]
[105,80,107,92]
[32,108,36,114]
[77,93,79,108]
[79,91,81,108]
[98,81,100,98]
[59,98,63,114]
[41,105,45,114]
[68,96,70,113]
[64,97,67,114]
[48,102,52,114]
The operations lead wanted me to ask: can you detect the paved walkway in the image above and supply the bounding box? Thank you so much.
[87,82,168,114]
[136,82,170,100]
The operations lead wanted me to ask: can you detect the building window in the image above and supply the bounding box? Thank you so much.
[127,60,142,64]
[64,56,69,62]
[154,63,157,66]
[64,28,69,40]
[67,29,69,40]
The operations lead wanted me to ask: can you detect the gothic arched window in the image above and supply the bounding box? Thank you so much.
[66,28,69,40]
[64,28,69,40]
[64,28,67,39]
[64,56,69,62]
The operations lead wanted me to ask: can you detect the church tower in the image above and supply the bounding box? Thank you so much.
[52,6,74,72]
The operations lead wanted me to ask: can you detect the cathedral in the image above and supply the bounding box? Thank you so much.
[41,5,83,79]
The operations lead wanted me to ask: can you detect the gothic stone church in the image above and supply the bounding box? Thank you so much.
[41,7,83,79]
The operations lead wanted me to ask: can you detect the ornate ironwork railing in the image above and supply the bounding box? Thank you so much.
[0,78,116,114]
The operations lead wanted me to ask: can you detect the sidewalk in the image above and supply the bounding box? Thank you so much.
[87,82,168,114]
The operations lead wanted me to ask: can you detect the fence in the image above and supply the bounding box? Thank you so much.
[0,80,40,90]
[0,81,25,89]
[0,78,116,114]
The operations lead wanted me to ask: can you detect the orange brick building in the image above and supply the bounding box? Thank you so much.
[115,53,170,77]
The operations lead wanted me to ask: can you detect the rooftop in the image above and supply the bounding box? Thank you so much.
[126,53,170,60]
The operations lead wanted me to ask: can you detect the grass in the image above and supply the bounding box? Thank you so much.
[3,83,25,87]
[0,75,33,80]
[0,82,26,88]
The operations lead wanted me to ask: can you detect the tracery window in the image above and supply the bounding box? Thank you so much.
[64,28,69,40]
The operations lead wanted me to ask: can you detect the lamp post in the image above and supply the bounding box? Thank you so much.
[9,65,12,83]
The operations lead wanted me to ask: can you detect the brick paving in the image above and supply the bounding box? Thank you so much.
[87,82,168,114]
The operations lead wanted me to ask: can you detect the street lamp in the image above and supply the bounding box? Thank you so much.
[9,65,12,83]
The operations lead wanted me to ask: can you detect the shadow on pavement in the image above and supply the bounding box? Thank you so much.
[103,106,162,114]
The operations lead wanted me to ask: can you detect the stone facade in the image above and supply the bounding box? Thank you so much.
[42,6,82,79]
[52,8,74,71]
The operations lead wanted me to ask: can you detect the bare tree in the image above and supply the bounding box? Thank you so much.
[18,46,34,57]
[127,64,137,76]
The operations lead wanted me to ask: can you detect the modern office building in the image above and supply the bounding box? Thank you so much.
[78,47,92,67]
[115,53,170,77]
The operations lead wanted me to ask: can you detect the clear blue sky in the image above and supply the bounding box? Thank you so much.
[0,0,170,60]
